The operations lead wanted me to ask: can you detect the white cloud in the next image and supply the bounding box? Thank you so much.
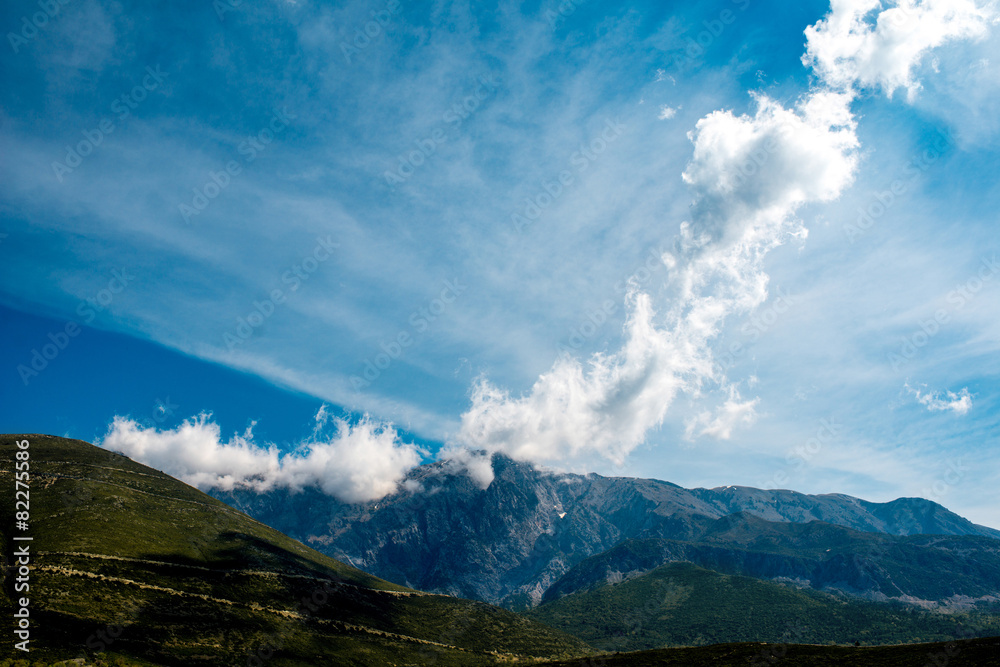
[99,410,423,503]
[654,68,675,83]
[658,105,678,120]
[907,384,974,415]
[442,448,498,488]
[803,0,996,99]
[685,387,760,440]
[454,291,696,467]
[681,90,858,249]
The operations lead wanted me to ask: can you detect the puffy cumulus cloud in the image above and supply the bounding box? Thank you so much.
[681,90,858,249]
[280,414,424,501]
[907,384,974,415]
[454,291,701,468]
[100,410,423,503]
[804,0,997,99]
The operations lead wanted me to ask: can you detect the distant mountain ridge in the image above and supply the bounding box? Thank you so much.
[527,561,1000,652]
[210,453,1000,609]
[542,514,1000,605]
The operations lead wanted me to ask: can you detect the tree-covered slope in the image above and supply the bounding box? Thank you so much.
[542,513,1000,604]
[526,562,1000,653]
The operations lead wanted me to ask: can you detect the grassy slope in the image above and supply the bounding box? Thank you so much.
[526,562,1000,653]
[0,434,591,666]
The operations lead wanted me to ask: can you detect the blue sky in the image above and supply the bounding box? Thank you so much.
[2,0,999,526]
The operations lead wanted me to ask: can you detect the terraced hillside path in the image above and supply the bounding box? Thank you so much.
[38,550,436,597]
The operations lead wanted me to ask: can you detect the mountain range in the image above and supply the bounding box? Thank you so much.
[211,452,1000,610]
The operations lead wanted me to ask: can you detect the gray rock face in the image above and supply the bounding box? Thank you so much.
[209,453,1000,608]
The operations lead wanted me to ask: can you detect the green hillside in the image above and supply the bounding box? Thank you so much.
[526,561,1000,652]
[0,434,591,666]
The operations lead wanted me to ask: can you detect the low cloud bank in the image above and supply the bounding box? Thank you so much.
[100,408,423,503]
